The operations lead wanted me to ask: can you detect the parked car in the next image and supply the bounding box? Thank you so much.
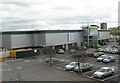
[69,49,76,53]
[93,67,114,79]
[118,46,120,54]
[87,51,95,57]
[104,47,112,53]
[111,45,118,49]
[103,56,116,63]
[74,63,92,72]
[100,42,108,45]
[97,55,108,62]
[94,52,104,58]
[111,48,118,54]
[96,48,104,52]
[65,62,78,71]
[56,49,64,54]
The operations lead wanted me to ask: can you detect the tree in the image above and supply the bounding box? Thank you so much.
[44,46,55,66]
[110,27,120,46]
[73,46,87,74]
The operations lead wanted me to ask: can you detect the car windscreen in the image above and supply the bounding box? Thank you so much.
[100,55,107,58]
[98,68,106,72]
[105,57,111,59]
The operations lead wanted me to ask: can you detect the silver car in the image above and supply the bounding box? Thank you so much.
[94,67,114,79]
[111,48,118,54]
[104,47,112,53]
[97,55,108,62]
[65,62,78,71]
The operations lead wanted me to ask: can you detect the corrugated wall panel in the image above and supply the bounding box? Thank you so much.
[11,34,34,48]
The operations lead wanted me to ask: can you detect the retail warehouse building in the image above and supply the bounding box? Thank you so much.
[1,25,110,50]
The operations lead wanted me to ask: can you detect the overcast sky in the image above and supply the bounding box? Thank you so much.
[0,0,119,31]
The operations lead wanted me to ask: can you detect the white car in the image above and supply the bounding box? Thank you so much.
[94,67,114,79]
[104,47,112,53]
[111,48,118,54]
[65,62,78,71]
[97,55,108,62]
[56,49,64,54]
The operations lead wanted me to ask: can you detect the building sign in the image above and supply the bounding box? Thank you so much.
[89,26,98,36]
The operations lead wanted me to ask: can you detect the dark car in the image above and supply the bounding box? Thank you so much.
[94,52,104,58]
[103,56,116,63]
[74,63,92,72]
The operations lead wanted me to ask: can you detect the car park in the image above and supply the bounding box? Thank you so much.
[103,56,116,63]
[97,55,108,62]
[56,49,64,54]
[74,63,92,72]
[65,62,78,71]
[94,52,104,58]
[93,67,114,79]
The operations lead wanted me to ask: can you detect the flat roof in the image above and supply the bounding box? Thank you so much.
[1,29,83,35]
[1,29,110,35]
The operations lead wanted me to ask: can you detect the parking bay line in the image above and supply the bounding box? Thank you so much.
[82,74,103,82]
[83,70,95,75]
[102,74,120,81]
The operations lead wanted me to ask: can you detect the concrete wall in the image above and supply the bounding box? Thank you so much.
[2,34,11,49]
[98,31,110,40]
[46,32,83,46]
[11,34,34,48]
[34,33,46,46]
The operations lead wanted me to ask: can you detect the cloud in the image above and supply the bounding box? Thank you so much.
[0,0,119,31]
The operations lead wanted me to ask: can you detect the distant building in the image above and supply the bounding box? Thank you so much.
[1,25,110,50]
[100,23,107,29]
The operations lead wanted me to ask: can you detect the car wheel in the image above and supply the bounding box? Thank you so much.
[101,75,105,79]
[66,69,68,71]
[71,68,74,71]
[111,72,114,76]
[89,67,92,70]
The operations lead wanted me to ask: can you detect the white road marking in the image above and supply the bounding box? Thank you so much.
[7,68,13,71]
[17,67,22,69]
[24,60,30,62]
[15,59,23,61]
[82,74,103,82]
[111,66,118,69]
[102,74,120,81]
[12,60,15,61]
[84,70,94,74]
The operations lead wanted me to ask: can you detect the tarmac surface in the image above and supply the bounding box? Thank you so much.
[1,57,97,82]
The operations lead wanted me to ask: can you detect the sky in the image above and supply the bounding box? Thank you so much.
[0,0,119,31]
